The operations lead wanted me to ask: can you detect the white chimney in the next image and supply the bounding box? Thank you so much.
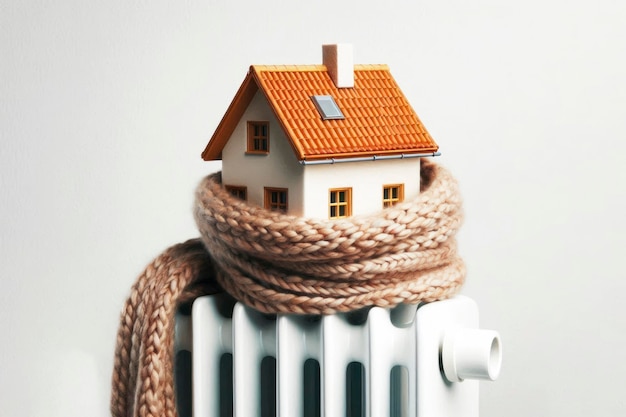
[322,44,354,88]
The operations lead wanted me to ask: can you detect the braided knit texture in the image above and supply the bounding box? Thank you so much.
[194,159,465,315]
[111,239,218,417]
[111,160,465,417]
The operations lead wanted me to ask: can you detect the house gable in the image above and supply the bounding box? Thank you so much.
[220,90,305,215]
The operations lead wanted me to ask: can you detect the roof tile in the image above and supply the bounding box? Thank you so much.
[202,63,438,161]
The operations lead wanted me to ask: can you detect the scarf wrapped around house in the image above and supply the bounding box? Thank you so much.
[110,159,465,417]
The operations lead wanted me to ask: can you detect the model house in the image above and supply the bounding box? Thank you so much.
[201,44,439,219]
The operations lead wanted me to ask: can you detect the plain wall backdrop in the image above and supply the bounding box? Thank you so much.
[1,0,625,416]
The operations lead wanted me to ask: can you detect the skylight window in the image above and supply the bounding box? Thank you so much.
[311,95,345,120]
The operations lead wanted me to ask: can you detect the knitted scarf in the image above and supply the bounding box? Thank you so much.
[111,159,464,417]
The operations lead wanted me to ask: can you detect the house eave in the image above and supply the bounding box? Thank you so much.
[201,71,259,161]
[299,150,441,165]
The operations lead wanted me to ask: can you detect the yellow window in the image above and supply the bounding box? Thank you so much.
[383,184,404,208]
[329,188,352,219]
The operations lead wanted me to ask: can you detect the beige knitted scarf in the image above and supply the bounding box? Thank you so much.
[111,159,465,417]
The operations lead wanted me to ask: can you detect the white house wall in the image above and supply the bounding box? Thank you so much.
[221,91,305,215]
[302,158,422,219]
[221,91,423,220]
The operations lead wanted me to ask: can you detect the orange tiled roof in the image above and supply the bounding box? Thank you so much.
[201,64,438,161]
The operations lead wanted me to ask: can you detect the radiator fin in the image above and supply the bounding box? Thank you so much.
[185,293,484,417]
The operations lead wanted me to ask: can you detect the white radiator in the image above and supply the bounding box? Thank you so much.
[175,295,501,417]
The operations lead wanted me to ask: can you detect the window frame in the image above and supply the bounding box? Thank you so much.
[224,185,248,201]
[264,187,288,212]
[246,121,270,154]
[329,187,352,219]
[311,95,345,120]
[382,184,405,208]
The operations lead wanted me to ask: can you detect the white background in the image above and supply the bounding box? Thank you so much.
[2,0,625,416]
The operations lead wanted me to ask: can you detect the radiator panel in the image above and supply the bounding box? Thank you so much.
[181,294,499,417]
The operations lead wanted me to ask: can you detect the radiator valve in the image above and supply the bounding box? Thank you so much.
[441,328,502,382]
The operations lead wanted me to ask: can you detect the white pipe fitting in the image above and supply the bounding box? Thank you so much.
[441,328,502,382]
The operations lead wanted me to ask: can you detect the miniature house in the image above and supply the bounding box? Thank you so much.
[201,44,440,219]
